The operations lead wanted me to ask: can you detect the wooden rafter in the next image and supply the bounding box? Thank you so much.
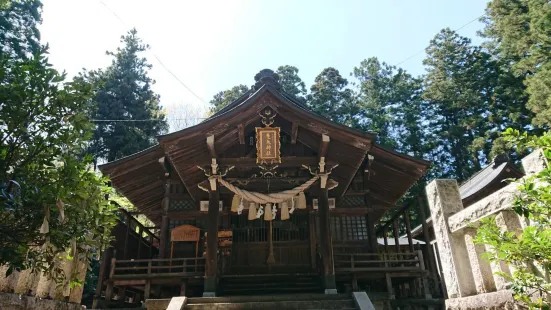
[237,124,245,145]
[291,122,298,144]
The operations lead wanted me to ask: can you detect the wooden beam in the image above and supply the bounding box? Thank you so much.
[319,134,330,158]
[237,124,245,145]
[206,135,216,158]
[192,156,333,168]
[291,122,298,144]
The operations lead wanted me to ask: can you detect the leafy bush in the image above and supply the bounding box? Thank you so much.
[475,129,551,309]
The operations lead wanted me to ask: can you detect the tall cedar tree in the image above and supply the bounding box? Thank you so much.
[87,29,168,162]
[423,29,497,181]
[483,0,551,127]
[0,0,42,58]
[308,67,357,127]
[352,58,428,154]
[209,84,250,114]
[353,58,430,223]
[276,65,307,102]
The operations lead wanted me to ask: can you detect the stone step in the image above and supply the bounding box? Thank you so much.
[220,286,321,296]
[185,299,357,310]
[187,293,352,303]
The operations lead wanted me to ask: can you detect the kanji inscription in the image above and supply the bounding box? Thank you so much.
[256,127,281,164]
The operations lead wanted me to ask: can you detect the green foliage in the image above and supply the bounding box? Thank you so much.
[0,0,42,59]
[209,84,250,114]
[475,129,551,309]
[308,67,357,126]
[276,65,307,102]
[422,28,531,180]
[0,51,119,284]
[483,0,551,127]
[84,28,168,162]
[353,57,427,155]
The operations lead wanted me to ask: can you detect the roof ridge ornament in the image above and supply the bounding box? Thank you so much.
[254,69,281,90]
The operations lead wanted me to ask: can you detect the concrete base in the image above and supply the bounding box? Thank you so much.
[166,296,187,310]
[202,292,216,297]
[445,290,519,310]
[145,299,171,310]
[353,292,376,310]
[324,289,338,295]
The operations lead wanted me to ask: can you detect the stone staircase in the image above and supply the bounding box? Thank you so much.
[219,274,322,296]
[146,293,359,309]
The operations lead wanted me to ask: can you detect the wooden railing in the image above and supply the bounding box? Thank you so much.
[334,250,427,273]
[335,250,431,298]
[109,257,206,279]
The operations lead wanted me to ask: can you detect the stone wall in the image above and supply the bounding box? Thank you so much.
[426,149,547,309]
[0,292,84,310]
[0,253,88,305]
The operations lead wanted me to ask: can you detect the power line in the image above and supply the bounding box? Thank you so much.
[98,0,208,104]
[91,118,206,122]
[394,14,485,67]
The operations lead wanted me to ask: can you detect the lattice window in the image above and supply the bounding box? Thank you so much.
[169,200,196,211]
[338,195,365,208]
[316,216,368,241]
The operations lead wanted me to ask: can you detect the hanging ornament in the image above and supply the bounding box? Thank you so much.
[272,203,277,219]
[257,205,264,219]
[289,197,295,214]
[237,198,245,215]
[231,195,240,212]
[56,199,65,223]
[264,203,273,221]
[297,192,307,209]
[281,201,290,220]
[248,202,257,220]
[40,206,50,234]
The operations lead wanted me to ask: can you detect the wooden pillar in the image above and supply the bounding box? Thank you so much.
[159,215,169,258]
[383,227,389,253]
[309,212,317,269]
[92,247,113,309]
[118,287,126,302]
[318,186,337,294]
[137,226,142,259]
[418,196,438,277]
[404,211,414,252]
[149,235,154,258]
[159,181,171,258]
[180,279,188,296]
[204,184,220,297]
[392,219,400,254]
[144,261,152,299]
[366,212,378,253]
[123,213,131,259]
[104,257,116,301]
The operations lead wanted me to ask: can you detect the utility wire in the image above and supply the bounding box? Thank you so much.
[394,14,485,67]
[91,118,206,122]
[98,0,208,104]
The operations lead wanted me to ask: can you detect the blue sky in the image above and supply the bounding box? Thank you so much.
[40,0,487,118]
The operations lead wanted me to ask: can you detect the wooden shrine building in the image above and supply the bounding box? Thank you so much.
[95,69,434,307]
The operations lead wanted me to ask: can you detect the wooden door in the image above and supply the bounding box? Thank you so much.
[227,214,311,274]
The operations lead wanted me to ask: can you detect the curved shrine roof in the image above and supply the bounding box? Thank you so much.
[99,69,430,224]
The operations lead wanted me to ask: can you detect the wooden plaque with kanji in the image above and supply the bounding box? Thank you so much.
[255,127,281,164]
